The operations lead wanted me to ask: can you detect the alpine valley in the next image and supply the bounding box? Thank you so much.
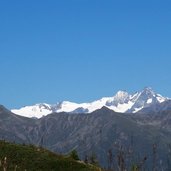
[1,87,171,170]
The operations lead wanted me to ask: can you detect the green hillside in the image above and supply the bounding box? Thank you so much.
[0,141,102,171]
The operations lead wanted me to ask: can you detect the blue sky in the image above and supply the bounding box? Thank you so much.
[0,0,171,108]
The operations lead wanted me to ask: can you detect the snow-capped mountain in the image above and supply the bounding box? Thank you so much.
[11,103,53,118]
[11,87,169,118]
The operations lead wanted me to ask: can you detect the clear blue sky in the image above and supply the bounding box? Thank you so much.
[0,0,171,109]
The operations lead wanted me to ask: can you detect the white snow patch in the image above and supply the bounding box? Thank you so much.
[147,98,152,104]
[11,103,52,118]
[108,101,134,113]
[132,106,144,113]
[156,94,166,103]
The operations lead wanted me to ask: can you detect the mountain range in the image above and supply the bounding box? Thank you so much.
[11,87,169,118]
[1,104,171,170]
[1,86,171,169]
[1,87,171,169]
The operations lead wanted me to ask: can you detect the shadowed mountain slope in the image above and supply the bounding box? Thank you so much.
[0,105,171,169]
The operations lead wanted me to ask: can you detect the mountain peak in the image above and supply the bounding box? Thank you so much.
[142,87,155,94]
[143,86,152,90]
[111,90,130,105]
[115,90,129,97]
[139,87,156,98]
